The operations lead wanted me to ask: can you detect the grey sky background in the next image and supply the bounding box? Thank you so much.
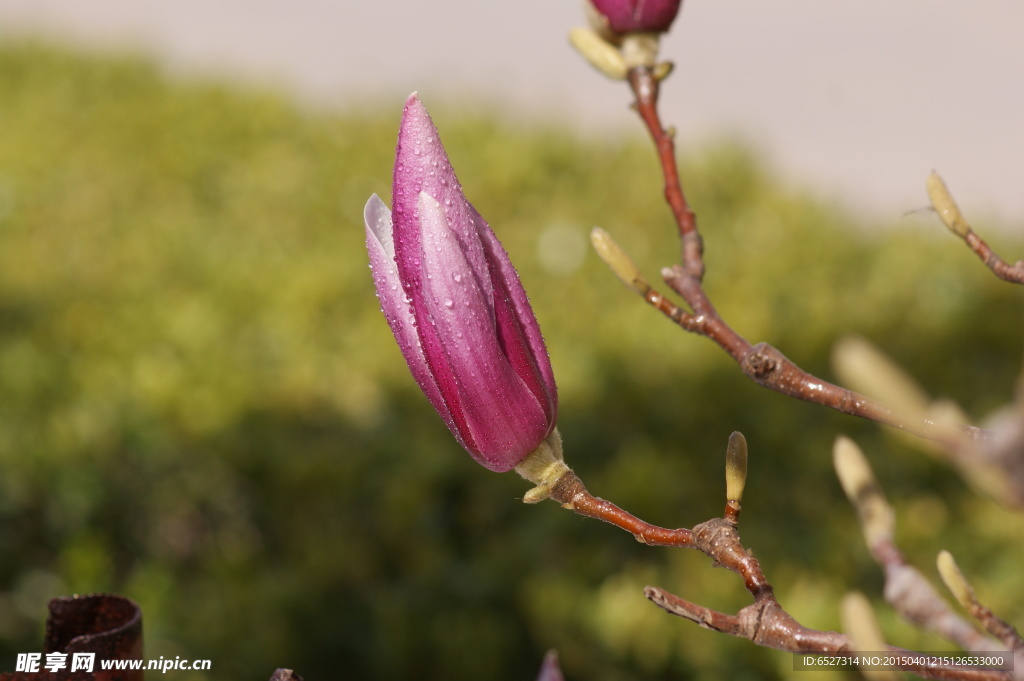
[0,0,1021,224]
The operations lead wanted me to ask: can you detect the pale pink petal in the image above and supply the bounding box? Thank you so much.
[535,651,565,681]
[363,194,448,421]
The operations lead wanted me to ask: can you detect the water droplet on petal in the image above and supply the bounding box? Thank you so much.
[443,298,454,309]
[452,273,462,283]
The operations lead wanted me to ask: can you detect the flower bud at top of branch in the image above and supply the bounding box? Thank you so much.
[841,592,900,681]
[936,550,977,611]
[831,336,930,416]
[590,227,650,295]
[926,171,971,238]
[725,431,748,503]
[587,0,683,35]
[364,94,558,473]
[833,437,894,550]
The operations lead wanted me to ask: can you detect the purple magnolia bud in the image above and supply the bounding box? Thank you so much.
[535,651,565,681]
[589,0,682,34]
[364,94,557,473]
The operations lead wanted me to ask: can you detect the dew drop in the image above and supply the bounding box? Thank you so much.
[444,298,454,309]
[452,273,463,283]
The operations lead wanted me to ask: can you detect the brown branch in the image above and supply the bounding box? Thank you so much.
[646,587,1010,681]
[549,470,694,547]
[547,468,772,598]
[627,68,703,283]
[961,232,1024,284]
[880,546,997,654]
[966,601,1024,654]
[617,253,990,444]
[615,66,994,447]
[539,439,1015,681]
[548,468,1012,681]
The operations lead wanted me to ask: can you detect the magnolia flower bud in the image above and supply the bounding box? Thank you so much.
[364,94,558,472]
[588,0,683,35]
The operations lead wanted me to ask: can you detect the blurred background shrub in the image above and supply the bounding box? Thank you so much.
[0,43,1020,680]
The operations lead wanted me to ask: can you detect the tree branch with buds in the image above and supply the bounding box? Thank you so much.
[363,3,1021,680]
[561,2,1022,679]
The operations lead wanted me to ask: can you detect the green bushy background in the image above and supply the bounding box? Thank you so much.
[0,43,1021,680]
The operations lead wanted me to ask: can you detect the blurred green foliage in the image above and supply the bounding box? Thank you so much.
[0,42,1021,680]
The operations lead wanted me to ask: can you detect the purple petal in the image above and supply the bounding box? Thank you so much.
[474,211,557,431]
[418,192,550,471]
[590,0,682,33]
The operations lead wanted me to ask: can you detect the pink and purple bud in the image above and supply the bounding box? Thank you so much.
[588,0,682,34]
[364,94,558,473]
[535,651,565,681]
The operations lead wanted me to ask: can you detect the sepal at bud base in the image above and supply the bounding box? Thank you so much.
[569,27,628,80]
[515,429,571,503]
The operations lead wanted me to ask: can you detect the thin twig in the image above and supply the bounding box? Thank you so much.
[926,172,1024,285]
[548,471,773,598]
[549,471,694,547]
